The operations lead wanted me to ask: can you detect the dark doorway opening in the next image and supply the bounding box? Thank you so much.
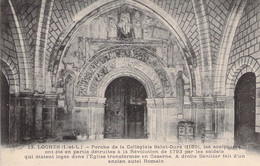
[234,72,256,147]
[104,77,147,139]
[1,71,10,144]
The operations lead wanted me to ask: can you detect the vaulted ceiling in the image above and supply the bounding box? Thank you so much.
[1,0,259,97]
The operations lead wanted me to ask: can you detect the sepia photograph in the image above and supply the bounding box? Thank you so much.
[0,0,260,165]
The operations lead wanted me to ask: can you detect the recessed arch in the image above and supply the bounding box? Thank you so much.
[224,56,260,145]
[234,72,256,146]
[0,58,19,94]
[226,56,260,97]
[48,0,197,94]
[75,46,174,98]
[98,67,155,99]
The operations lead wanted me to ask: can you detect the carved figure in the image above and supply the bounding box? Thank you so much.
[99,16,108,39]
[118,12,131,38]
[133,12,142,39]
[107,17,117,38]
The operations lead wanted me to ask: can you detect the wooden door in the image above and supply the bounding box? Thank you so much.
[127,105,145,138]
[104,77,147,139]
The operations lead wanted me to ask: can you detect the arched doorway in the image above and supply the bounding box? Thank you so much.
[234,72,256,147]
[104,77,147,139]
[0,71,10,144]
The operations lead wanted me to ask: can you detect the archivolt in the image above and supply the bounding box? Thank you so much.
[76,46,174,98]
[0,58,19,94]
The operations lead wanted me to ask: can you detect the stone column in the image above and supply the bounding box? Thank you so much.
[73,97,89,138]
[256,86,260,133]
[34,94,44,138]
[204,97,214,140]
[43,94,57,137]
[192,97,204,137]
[154,98,165,140]
[146,98,156,140]
[9,93,20,144]
[87,97,97,139]
[255,86,260,143]
[74,97,106,140]
[147,98,178,141]
[225,96,235,145]
[19,92,34,141]
[183,97,192,121]
[214,96,226,140]
[95,98,106,139]
[163,98,178,142]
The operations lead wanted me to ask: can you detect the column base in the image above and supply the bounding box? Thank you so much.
[35,131,45,139]
[89,135,96,140]
[204,130,213,142]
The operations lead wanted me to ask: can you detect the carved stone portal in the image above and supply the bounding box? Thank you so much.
[76,46,174,98]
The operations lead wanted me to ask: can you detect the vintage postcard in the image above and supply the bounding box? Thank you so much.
[0,0,260,165]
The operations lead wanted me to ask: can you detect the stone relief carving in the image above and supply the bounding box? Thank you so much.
[62,37,87,72]
[58,5,191,100]
[132,12,143,39]
[62,6,189,78]
[118,11,132,39]
[107,17,117,39]
[76,47,172,97]
[176,71,185,109]
[65,75,74,113]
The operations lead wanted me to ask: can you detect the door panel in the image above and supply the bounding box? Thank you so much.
[127,105,145,138]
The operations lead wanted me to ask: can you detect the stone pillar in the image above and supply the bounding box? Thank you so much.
[204,97,214,140]
[95,98,106,139]
[34,94,44,138]
[183,101,192,121]
[43,94,57,137]
[87,97,97,139]
[192,97,204,138]
[19,92,34,141]
[74,97,106,140]
[214,96,226,140]
[146,98,178,141]
[154,98,165,140]
[163,98,178,142]
[146,98,156,140]
[256,86,260,133]
[225,96,235,145]
[9,93,20,144]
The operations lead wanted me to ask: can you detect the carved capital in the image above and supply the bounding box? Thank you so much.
[44,94,58,106]
[163,97,178,108]
[146,98,156,109]
[19,92,34,106]
[74,97,106,108]
[154,98,164,109]
[34,93,45,105]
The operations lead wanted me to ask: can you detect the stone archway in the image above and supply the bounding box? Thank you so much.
[234,72,256,147]
[224,57,260,145]
[76,46,173,98]
[73,46,178,140]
